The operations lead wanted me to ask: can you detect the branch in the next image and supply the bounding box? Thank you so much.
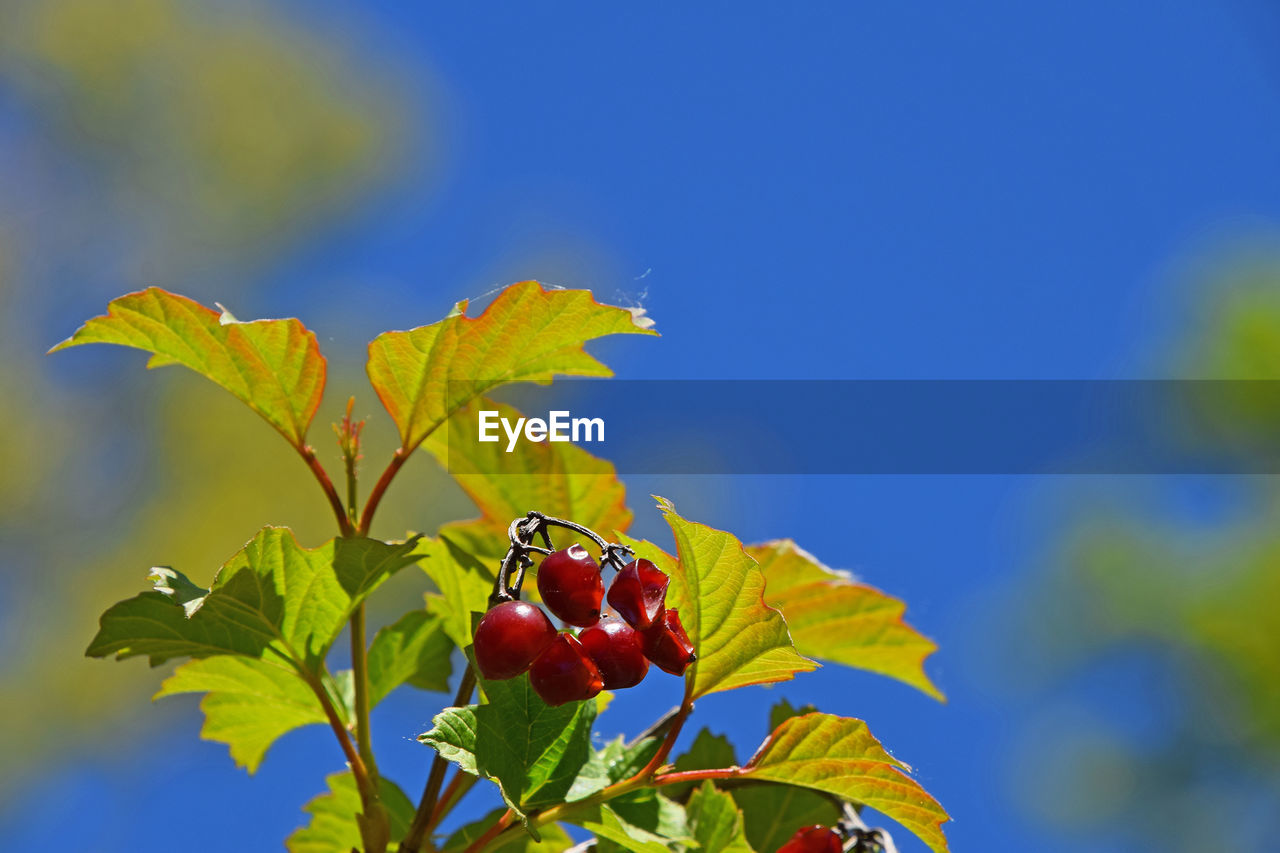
[463,809,514,853]
[359,448,409,535]
[297,445,353,536]
[399,667,478,853]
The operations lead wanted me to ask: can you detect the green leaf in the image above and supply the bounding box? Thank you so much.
[155,656,333,773]
[418,672,598,819]
[748,540,943,701]
[50,288,326,448]
[599,735,664,785]
[619,498,817,698]
[741,713,950,853]
[441,810,574,852]
[367,608,453,704]
[732,785,839,853]
[768,698,818,732]
[564,735,663,803]
[605,788,690,848]
[366,280,655,454]
[418,533,496,651]
[576,803,674,853]
[687,782,756,853]
[87,528,422,670]
[425,397,633,543]
[674,728,738,775]
[287,772,414,853]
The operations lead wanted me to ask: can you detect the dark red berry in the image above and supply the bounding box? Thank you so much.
[639,607,696,676]
[606,558,670,630]
[473,601,557,681]
[776,825,842,853]
[537,544,604,627]
[529,633,604,706]
[578,616,650,689]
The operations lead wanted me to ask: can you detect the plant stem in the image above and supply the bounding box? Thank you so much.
[359,447,409,535]
[304,669,373,797]
[351,602,379,780]
[298,444,354,536]
[430,770,476,829]
[399,667,478,853]
[651,767,739,786]
[462,809,514,853]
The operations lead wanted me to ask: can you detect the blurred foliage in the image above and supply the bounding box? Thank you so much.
[1012,259,1280,852]
[0,0,425,808]
[0,0,403,261]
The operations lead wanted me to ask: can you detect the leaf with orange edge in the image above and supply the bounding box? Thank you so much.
[366,281,655,454]
[747,540,943,700]
[50,287,326,448]
[740,712,950,853]
[618,498,816,698]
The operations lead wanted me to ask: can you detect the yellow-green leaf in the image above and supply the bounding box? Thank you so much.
[742,713,950,853]
[619,498,816,698]
[86,528,422,671]
[50,288,326,448]
[687,781,757,853]
[425,397,632,548]
[366,609,453,703]
[155,656,330,773]
[417,533,496,651]
[366,281,655,453]
[748,540,942,701]
[287,771,415,853]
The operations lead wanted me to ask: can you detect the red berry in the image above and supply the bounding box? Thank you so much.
[578,616,650,689]
[473,601,557,680]
[606,558,670,630]
[537,544,604,627]
[639,607,696,675]
[529,633,604,706]
[776,825,842,853]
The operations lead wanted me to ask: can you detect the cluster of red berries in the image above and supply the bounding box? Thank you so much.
[473,544,696,706]
[777,825,843,853]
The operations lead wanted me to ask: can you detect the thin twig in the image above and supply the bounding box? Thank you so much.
[399,667,478,853]
[462,809,514,853]
[297,445,353,536]
[359,448,409,535]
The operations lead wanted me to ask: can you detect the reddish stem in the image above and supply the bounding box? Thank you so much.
[652,767,740,787]
[463,809,514,853]
[359,448,409,535]
[297,444,353,536]
[429,769,474,829]
[305,671,373,797]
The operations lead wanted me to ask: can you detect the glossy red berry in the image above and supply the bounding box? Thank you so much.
[578,616,650,689]
[606,558,670,630]
[529,633,604,706]
[776,825,842,853]
[473,601,557,681]
[639,607,696,675]
[537,544,604,627]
